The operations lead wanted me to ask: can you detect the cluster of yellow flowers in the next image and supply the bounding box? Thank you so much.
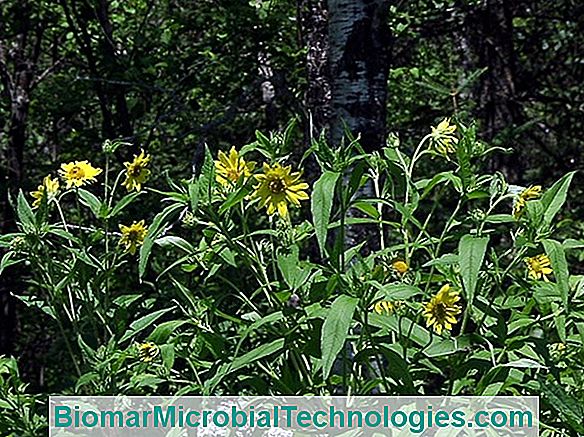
[31,160,105,208]
[214,147,309,218]
[30,175,60,208]
[30,151,152,255]
[373,251,554,335]
[373,282,462,335]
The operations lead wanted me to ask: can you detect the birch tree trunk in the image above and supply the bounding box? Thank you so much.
[328,0,391,152]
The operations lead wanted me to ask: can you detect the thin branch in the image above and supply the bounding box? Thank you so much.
[30,57,64,90]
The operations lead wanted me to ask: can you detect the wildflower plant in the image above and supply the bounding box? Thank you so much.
[1,121,583,435]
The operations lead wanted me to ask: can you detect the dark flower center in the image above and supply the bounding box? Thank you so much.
[434,303,448,321]
[70,166,84,178]
[129,165,143,177]
[128,229,141,241]
[269,179,286,194]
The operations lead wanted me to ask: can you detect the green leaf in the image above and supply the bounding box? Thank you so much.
[11,294,56,319]
[311,171,339,256]
[538,375,584,434]
[159,344,175,370]
[459,234,489,304]
[416,171,462,198]
[320,294,358,379]
[77,336,97,361]
[230,338,285,372]
[368,313,462,357]
[109,191,143,218]
[351,200,379,219]
[120,308,173,343]
[155,236,194,253]
[16,191,35,230]
[78,188,106,218]
[149,320,187,343]
[139,202,184,279]
[205,338,285,393]
[75,372,100,392]
[484,214,515,224]
[277,245,312,290]
[219,185,252,214]
[422,253,459,267]
[113,294,142,308]
[540,171,576,225]
[198,145,215,202]
[370,283,422,301]
[188,180,199,212]
[0,252,21,276]
[501,358,546,369]
[542,239,570,308]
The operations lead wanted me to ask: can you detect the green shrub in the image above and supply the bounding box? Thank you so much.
[1,121,583,435]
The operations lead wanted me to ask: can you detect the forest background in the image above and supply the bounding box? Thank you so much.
[1,0,583,434]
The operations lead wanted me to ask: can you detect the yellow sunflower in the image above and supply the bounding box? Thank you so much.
[392,259,409,275]
[30,175,60,208]
[252,163,309,218]
[422,284,462,335]
[525,254,553,281]
[372,300,402,315]
[123,149,151,192]
[59,161,102,189]
[513,185,542,218]
[119,220,148,255]
[215,147,255,187]
[430,118,458,156]
[137,342,159,362]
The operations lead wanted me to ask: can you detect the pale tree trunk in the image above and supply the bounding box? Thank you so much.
[324,0,392,392]
[328,0,391,152]
[327,0,391,254]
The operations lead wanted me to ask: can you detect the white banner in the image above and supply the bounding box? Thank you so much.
[49,395,539,436]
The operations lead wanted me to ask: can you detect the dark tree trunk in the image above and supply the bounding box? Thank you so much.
[0,1,39,356]
[95,0,133,138]
[474,0,520,143]
[328,0,391,152]
[60,0,133,140]
[298,0,332,140]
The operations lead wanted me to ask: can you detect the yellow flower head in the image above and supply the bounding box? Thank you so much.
[59,161,102,189]
[392,260,409,275]
[119,220,148,255]
[137,342,159,362]
[430,118,458,156]
[513,185,543,218]
[252,163,309,218]
[372,300,402,315]
[525,254,552,281]
[30,175,59,208]
[123,149,151,192]
[215,147,255,187]
[422,284,462,335]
